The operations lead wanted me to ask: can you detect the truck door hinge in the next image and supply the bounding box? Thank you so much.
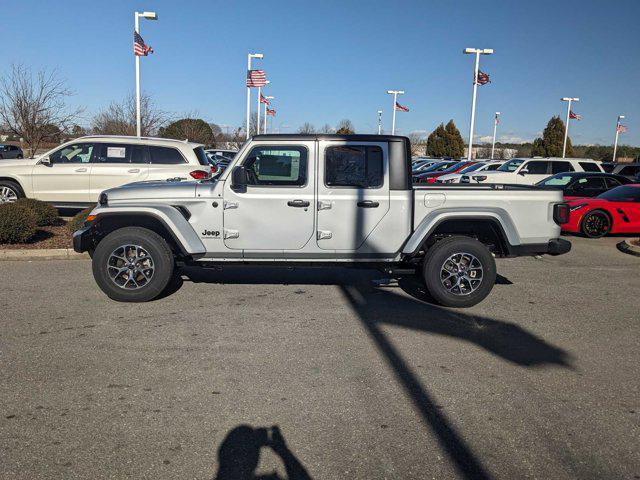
[223,229,239,239]
[223,201,239,210]
[317,200,332,211]
[317,230,332,240]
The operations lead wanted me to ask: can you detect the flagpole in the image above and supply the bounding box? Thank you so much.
[387,90,404,135]
[464,48,493,161]
[561,97,578,158]
[613,115,625,163]
[491,112,500,159]
[264,95,274,134]
[134,13,141,137]
[377,110,382,135]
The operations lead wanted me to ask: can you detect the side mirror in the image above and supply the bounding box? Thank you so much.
[518,168,529,176]
[40,156,52,166]
[231,165,248,189]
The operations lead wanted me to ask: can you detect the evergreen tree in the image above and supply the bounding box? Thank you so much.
[444,120,465,158]
[531,116,573,157]
[425,120,464,158]
[159,118,213,145]
[335,119,355,134]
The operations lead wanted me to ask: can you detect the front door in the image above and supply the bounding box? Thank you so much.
[316,141,390,250]
[516,160,551,185]
[90,143,149,201]
[32,142,94,203]
[223,142,316,251]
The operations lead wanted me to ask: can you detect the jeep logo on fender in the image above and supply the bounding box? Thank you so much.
[201,229,220,237]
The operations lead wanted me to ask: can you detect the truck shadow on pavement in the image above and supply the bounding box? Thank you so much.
[213,425,312,480]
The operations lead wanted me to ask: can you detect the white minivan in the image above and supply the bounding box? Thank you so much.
[0,136,212,207]
[460,157,602,185]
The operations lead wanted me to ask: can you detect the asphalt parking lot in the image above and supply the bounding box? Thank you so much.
[1,236,639,479]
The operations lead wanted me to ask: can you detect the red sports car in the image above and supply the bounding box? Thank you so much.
[563,184,640,237]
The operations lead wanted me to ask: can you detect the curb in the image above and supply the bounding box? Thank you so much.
[0,248,89,261]
[616,239,640,258]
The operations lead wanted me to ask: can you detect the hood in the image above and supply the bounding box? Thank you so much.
[104,179,206,202]
[0,158,39,168]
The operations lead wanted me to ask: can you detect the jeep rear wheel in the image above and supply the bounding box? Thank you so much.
[92,227,175,302]
[422,236,496,308]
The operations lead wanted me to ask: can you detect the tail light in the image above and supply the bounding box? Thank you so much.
[427,177,437,184]
[553,203,570,225]
[210,164,219,175]
[189,170,210,180]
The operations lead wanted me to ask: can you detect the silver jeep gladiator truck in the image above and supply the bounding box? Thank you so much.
[74,134,571,307]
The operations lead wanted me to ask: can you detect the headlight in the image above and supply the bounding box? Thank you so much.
[473,175,488,182]
[570,203,586,212]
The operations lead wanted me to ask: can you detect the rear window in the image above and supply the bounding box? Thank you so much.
[598,185,640,202]
[148,146,186,165]
[579,162,601,172]
[193,146,210,166]
[619,165,640,176]
[325,145,383,188]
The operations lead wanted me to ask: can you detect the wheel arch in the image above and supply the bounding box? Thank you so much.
[580,208,613,235]
[0,176,26,193]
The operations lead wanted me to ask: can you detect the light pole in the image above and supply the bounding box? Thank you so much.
[246,53,263,139]
[263,96,274,133]
[463,47,493,160]
[386,90,404,135]
[561,97,579,158]
[377,110,383,134]
[134,11,157,137]
[490,112,500,159]
[613,115,625,163]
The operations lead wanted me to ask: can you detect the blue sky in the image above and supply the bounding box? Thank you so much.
[2,0,639,145]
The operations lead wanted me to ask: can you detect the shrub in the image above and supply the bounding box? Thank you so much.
[16,198,60,226]
[0,203,37,244]
[67,208,93,233]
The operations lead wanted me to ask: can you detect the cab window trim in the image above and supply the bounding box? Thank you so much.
[240,144,309,188]
[324,144,386,190]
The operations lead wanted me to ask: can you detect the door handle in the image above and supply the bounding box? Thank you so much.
[128,168,140,173]
[287,200,310,208]
[75,167,88,173]
[357,201,379,208]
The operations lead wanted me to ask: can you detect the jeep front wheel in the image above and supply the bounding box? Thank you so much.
[92,227,175,302]
[422,236,496,308]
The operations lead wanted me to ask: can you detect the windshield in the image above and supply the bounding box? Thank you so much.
[597,185,640,202]
[538,174,573,186]
[498,159,525,172]
[460,163,485,174]
[193,146,210,166]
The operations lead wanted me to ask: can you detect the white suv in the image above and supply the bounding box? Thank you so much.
[0,136,212,207]
[460,157,602,185]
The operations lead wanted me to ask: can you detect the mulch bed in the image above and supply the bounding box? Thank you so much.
[0,220,73,250]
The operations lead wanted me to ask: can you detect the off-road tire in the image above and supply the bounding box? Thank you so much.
[92,227,175,302]
[422,236,496,308]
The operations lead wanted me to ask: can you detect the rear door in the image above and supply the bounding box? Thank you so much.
[32,142,94,203]
[89,143,149,201]
[316,141,389,250]
[223,142,316,251]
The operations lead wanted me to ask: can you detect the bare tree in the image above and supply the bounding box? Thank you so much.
[0,64,83,157]
[335,119,355,134]
[298,122,316,134]
[92,93,167,137]
[407,132,426,156]
[319,123,334,134]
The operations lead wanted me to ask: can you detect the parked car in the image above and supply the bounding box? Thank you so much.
[436,160,505,184]
[0,136,212,207]
[74,133,571,307]
[205,148,237,160]
[460,157,603,185]
[609,162,640,180]
[412,161,458,182]
[536,172,632,199]
[0,144,23,159]
[600,162,616,173]
[414,161,477,184]
[412,159,441,172]
[563,184,640,238]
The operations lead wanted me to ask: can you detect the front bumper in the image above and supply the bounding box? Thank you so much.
[72,226,93,253]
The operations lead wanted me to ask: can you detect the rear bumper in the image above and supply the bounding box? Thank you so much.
[509,238,571,257]
[72,226,93,253]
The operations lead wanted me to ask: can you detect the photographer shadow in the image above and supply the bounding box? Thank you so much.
[214,425,312,480]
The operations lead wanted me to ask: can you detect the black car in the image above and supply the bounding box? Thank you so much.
[0,144,23,159]
[609,162,640,180]
[536,172,632,198]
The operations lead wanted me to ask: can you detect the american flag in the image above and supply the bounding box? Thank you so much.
[246,70,267,87]
[395,102,409,112]
[260,94,270,105]
[134,31,153,56]
[617,124,628,133]
[266,108,276,116]
[476,71,490,85]
[569,110,581,120]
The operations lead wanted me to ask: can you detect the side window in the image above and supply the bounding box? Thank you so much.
[551,161,574,174]
[486,164,501,171]
[94,144,147,164]
[325,145,383,188]
[579,162,600,172]
[523,161,549,175]
[604,177,622,188]
[573,177,606,191]
[50,143,95,164]
[243,146,307,186]
[620,166,640,176]
[148,146,186,165]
